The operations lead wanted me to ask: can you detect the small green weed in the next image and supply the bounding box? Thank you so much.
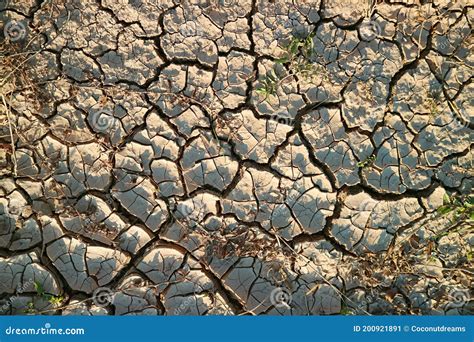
[24,281,64,314]
[256,33,326,100]
[357,155,376,168]
[437,194,473,223]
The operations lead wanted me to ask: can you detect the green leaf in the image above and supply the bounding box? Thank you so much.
[34,281,45,296]
[303,35,314,57]
[437,206,453,215]
[288,38,301,55]
[442,193,451,205]
[274,56,289,64]
[48,295,64,306]
[340,307,352,315]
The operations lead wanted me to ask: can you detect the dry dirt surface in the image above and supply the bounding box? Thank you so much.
[0,0,472,316]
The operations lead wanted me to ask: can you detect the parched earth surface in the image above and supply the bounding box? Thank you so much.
[0,0,472,315]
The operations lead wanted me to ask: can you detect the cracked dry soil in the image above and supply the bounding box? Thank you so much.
[0,0,473,316]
